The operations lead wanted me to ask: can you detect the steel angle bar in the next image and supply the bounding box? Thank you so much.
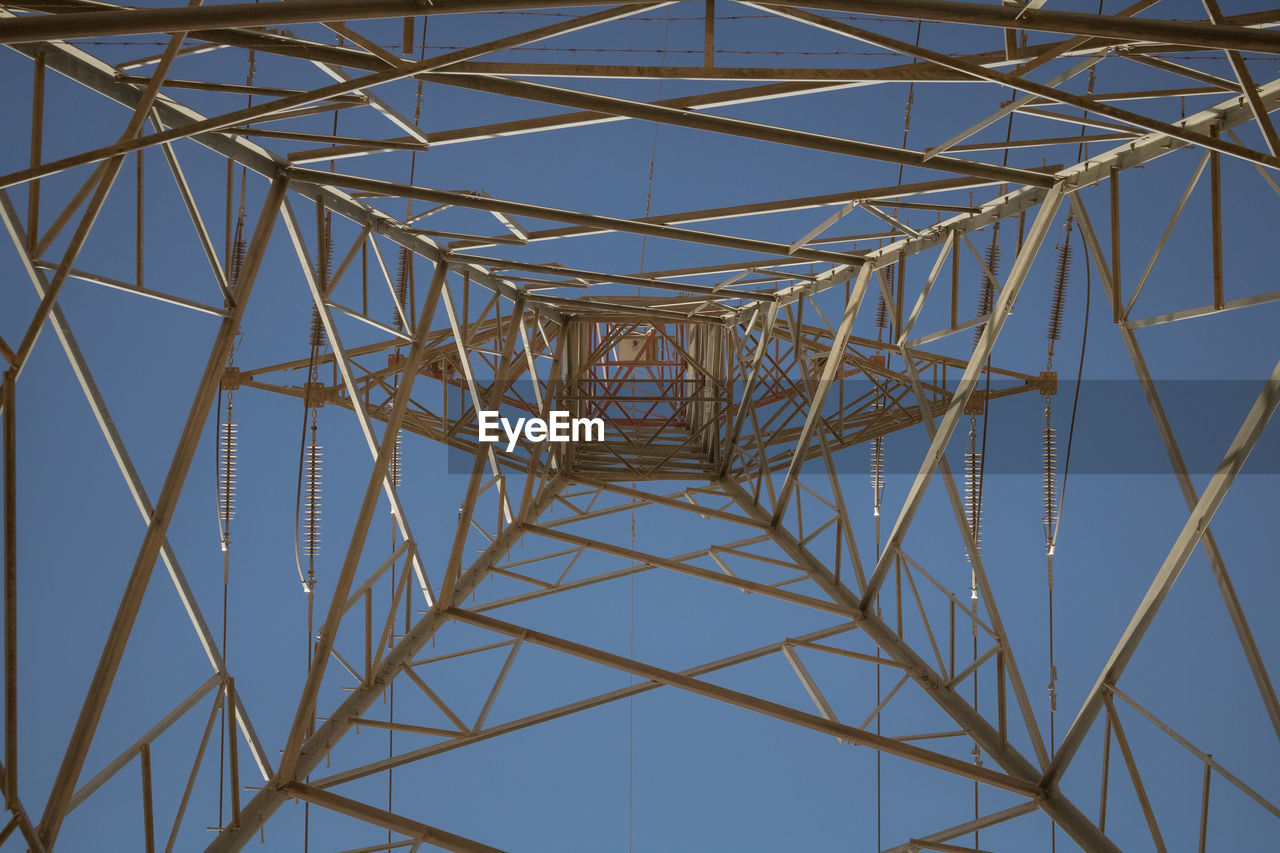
[770,264,874,524]
[1073,198,1280,745]
[204,481,562,853]
[424,72,1056,188]
[772,73,1280,310]
[274,205,448,782]
[1124,151,1212,319]
[287,167,861,265]
[523,523,854,617]
[310,621,857,788]
[880,802,1039,853]
[36,174,287,852]
[1103,693,1168,852]
[5,0,1280,52]
[1050,196,1280,788]
[0,758,44,853]
[756,5,1280,171]
[0,3,669,189]
[66,674,220,814]
[281,783,503,853]
[1107,684,1280,819]
[782,645,839,724]
[6,37,530,322]
[1,370,12,810]
[438,300,528,605]
[861,185,1065,608]
[1127,288,1280,329]
[149,113,231,303]
[720,480,1118,852]
[565,478,768,528]
[283,204,438,607]
[28,260,225,317]
[922,54,1104,160]
[452,175,1000,252]
[751,0,1280,55]
[898,232,954,345]
[0,191,273,780]
[449,608,1040,796]
[1201,0,1280,157]
[875,272,1049,769]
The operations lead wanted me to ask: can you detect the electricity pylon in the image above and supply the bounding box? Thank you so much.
[2,3,1280,851]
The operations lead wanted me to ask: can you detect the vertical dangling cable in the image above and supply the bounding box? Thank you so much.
[293,299,326,853]
[386,27,429,845]
[965,407,985,829]
[965,221,998,838]
[216,52,252,811]
[870,410,886,850]
[214,386,236,830]
[628,510,636,853]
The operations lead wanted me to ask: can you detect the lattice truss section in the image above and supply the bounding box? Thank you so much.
[0,1,1279,851]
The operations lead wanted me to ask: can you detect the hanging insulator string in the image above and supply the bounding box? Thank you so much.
[874,264,892,339]
[1042,401,1058,551]
[216,393,237,552]
[394,248,412,334]
[973,224,1001,349]
[963,415,982,586]
[1046,216,1073,369]
[303,416,322,575]
[389,429,404,490]
[294,308,325,593]
[870,432,884,519]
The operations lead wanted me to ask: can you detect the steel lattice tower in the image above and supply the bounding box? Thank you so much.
[1,2,1279,851]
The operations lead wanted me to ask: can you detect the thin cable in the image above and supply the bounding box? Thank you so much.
[628,510,636,852]
[637,6,674,277]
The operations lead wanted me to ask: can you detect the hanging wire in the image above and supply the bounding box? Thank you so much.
[215,42,258,834]
[1046,51,1096,852]
[215,385,234,830]
[636,5,675,278]
[628,509,637,853]
[382,22,431,850]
